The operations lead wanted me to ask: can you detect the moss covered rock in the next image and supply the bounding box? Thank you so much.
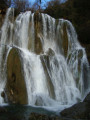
[5,47,28,104]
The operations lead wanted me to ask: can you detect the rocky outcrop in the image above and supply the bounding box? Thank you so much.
[60,92,90,119]
[34,12,43,54]
[5,47,28,104]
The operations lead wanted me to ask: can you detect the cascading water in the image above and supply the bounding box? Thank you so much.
[0,8,13,104]
[0,8,90,111]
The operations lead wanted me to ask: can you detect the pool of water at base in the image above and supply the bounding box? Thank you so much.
[0,104,61,120]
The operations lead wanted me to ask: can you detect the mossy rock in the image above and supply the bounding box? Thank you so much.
[5,47,28,104]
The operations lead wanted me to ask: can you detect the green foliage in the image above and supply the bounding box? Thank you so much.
[12,0,30,13]
[31,0,43,11]
[0,0,30,14]
[44,0,90,44]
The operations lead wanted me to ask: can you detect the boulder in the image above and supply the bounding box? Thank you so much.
[60,92,90,119]
[5,47,28,104]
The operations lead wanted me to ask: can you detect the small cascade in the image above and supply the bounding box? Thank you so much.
[20,49,50,105]
[13,12,30,48]
[0,8,14,103]
[0,8,90,110]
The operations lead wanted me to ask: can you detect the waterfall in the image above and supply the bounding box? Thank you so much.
[0,8,90,110]
[0,8,14,104]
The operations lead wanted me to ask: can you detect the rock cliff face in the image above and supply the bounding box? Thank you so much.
[34,12,43,54]
[5,48,28,104]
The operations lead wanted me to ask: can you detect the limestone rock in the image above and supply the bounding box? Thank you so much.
[5,47,28,104]
[62,23,68,57]
[34,12,43,54]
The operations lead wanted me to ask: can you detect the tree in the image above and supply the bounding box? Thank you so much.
[31,0,42,11]
[0,0,11,9]
[44,0,90,44]
[0,0,11,14]
[12,0,30,12]
[44,0,61,18]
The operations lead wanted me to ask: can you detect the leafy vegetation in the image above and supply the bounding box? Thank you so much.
[44,0,90,44]
[0,0,11,13]
[12,0,30,16]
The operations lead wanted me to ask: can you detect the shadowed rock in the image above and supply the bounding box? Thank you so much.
[60,92,90,119]
[84,92,90,102]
